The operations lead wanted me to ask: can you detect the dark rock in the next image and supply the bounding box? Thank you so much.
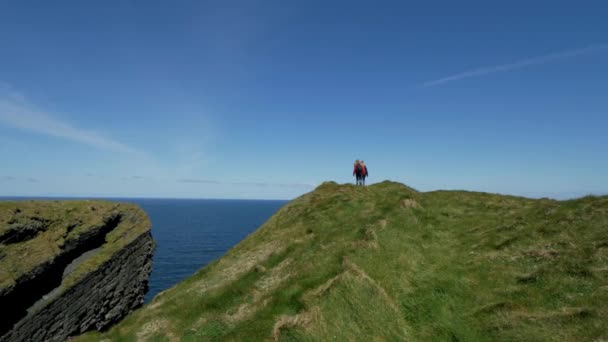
[0,201,155,342]
[0,219,50,245]
[1,231,154,342]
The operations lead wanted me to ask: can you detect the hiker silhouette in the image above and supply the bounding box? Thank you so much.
[353,160,368,186]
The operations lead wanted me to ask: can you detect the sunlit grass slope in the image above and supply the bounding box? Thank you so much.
[77,181,608,341]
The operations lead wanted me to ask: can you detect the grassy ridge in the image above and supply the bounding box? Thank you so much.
[77,181,608,341]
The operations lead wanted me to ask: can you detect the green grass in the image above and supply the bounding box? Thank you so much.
[76,181,608,341]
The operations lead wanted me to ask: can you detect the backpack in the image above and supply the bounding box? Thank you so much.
[355,163,363,174]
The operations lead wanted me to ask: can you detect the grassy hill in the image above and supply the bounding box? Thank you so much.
[77,181,608,341]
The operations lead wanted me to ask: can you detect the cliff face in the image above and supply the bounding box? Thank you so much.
[0,201,155,342]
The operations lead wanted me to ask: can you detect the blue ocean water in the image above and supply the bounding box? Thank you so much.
[0,197,287,303]
[124,199,287,302]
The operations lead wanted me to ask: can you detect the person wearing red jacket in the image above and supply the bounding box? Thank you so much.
[353,160,367,186]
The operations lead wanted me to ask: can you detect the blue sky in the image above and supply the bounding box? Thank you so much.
[1,0,607,199]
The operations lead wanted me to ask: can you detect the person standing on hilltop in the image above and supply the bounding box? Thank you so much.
[353,160,363,185]
[360,160,368,185]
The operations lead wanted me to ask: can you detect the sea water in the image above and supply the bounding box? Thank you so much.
[127,198,287,302]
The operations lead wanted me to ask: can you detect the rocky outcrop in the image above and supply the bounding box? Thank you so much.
[0,201,155,342]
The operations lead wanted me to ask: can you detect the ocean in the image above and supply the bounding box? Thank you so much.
[130,199,287,302]
[1,197,288,303]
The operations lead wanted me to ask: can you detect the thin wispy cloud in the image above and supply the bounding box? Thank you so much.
[178,179,220,184]
[121,176,146,181]
[0,176,39,183]
[230,181,314,189]
[0,90,136,153]
[421,44,608,87]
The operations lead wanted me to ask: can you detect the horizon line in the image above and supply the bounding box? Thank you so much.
[0,195,293,201]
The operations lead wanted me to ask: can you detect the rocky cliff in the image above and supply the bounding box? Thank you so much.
[0,200,155,342]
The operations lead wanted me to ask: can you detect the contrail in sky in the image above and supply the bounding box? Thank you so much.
[421,44,608,87]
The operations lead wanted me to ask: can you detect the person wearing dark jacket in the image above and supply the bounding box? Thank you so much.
[353,160,363,185]
[360,160,368,185]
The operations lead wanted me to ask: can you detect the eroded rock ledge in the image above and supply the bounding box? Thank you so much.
[0,201,155,342]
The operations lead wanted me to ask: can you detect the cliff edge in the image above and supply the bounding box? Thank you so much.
[78,182,608,341]
[0,200,155,342]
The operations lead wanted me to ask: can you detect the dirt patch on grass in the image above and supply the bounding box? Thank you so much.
[136,319,178,342]
[377,219,388,230]
[190,241,284,296]
[591,267,608,275]
[303,257,400,315]
[342,257,400,313]
[400,199,420,209]
[475,301,518,315]
[293,231,316,244]
[512,307,594,322]
[225,298,271,323]
[306,273,344,300]
[523,246,560,260]
[516,270,543,284]
[224,258,294,324]
[256,258,293,291]
[494,236,518,249]
[272,307,320,341]
[355,219,389,250]
[364,228,379,249]
[353,227,379,250]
